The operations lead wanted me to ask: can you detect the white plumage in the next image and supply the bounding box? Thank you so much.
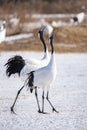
[34,53,56,90]
[76,12,85,23]
[0,21,6,43]
[70,12,85,24]
[21,48,49,80]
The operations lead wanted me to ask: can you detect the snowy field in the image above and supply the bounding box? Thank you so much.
[0,51,87,130]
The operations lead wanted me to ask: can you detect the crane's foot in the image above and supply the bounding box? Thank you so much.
[38,109,49,114]
[38,109,42,113]
[10,106,16,114]
[52,107,59,113]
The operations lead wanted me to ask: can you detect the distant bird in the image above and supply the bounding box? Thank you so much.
[10,32,58,114]
[0,21,6,43]
[70,12,85,25]
[5,26,49,80]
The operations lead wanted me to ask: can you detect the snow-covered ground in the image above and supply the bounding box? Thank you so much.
[0,52,87,130]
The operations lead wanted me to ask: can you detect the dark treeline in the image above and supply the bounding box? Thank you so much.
[0,0,58,4]
[0,0,87,13]
[0,0,86,4]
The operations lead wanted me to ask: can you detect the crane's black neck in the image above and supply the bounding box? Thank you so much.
[50,36,54,54]
[39,31,46,53]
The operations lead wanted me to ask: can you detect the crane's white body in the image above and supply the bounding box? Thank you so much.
[33,53,56,91]
[70,12,85,25]
[0,21,6,43]
[76,12,85,23]
[21,49,50,81]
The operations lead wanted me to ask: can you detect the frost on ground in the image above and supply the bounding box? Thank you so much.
[0,52,87,130]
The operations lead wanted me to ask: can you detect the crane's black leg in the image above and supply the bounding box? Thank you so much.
[42,91,48,114]
[42,91,45,113]
[35,87,41,113]
[46,91,59,113]
[11,85,25,114]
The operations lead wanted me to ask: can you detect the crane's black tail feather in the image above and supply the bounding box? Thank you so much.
[5,55,25,77]
[26,71,34,93]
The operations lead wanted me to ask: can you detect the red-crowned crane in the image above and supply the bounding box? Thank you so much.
[10,31,58,114]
